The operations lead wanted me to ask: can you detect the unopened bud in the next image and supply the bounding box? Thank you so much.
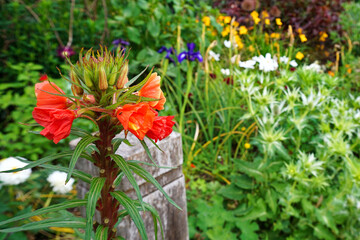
[116,63,129,89]
[70,69,83,96]
[99,66,108,91]
[108,72,117,86]
[83,70,94,88]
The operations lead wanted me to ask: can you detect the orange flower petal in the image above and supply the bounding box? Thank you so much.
[35,81,68,109]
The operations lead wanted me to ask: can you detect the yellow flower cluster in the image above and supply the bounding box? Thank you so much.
[319,32,328,42]
[251,11,261,25]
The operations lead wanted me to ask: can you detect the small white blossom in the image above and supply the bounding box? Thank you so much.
[224,40,231,48]
[0,157,32,185]
[289,60,298,67]
[221,68,230,76]
[47,171,75,194]
[303,61,325,73]
[280,56,289,64]
[239,60,256,69]
[209,50,220,61]
[256,53,278,72]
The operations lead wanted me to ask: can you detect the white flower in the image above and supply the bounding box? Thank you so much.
[221,68,230,76]
[224,40,231,48]
[209,50,220,61]
[239,60,256,69]
[0,157,32,185]
[257,53,278,72]
[303,61,324,73]
[47,171,75,194]
[289,60,298,67]
[280,56,289,64]
[231,55,240,64]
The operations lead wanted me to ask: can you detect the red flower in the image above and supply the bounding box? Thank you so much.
[32,107,76,144]
[116,103,156,140]
[146,116,175,142]
[138,72,166,110]
[35,81,69,109]
[39,74,48,82]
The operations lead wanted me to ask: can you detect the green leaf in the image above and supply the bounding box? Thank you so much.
[0,199,86,227]
[67,135,99,183]
[112,138,132,152]
[127,27,141,44]
[235,159,264,182]
[70,127,93,138]
[113,172,125,187]
[6,151,77,173]
[236,221,259,240]
[128,162,181,210]
[139,139,159,167]
[111,191,148,240]
[147,19,160,37]
[110,154,144,209]
[232,175,256,190]
[40,164,92,183]
[313,224,336,240]
[85,177,106,240]
[266,189,278,213]
[125,66,148,87]
[95,225,108,240]
[0,217,86,233]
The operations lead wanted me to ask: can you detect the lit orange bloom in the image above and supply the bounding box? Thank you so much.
[224,16,231,24]
[116,103,156,140]
[202,16,211,26]
[232,21,240,27]
[190,163,196,168]
[347,68,352,74]
[328,71,335,77]
[138,72,166,110]
[239,26,248,35]
[35,81,68,109]
[319,32,328,42]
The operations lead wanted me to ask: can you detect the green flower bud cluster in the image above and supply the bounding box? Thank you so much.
[68,46,129,102]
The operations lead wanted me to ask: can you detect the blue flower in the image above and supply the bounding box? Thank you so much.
[177,43,203,63]
[158,46,176,64]
[112,38,130,52]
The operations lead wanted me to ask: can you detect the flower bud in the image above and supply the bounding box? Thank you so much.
[108,72,117,86]
[98,66,108,91]
[83,69,94,88]
[70,68,83,96]
[116,63,129,89]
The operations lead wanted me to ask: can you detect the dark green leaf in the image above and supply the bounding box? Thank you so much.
[95,225,108,240]
[111,191,148,240]
[67,135,99,183]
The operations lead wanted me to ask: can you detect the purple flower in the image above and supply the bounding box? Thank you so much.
[158,46,176,64]
[57,46,75,59]
[177,43,203,63]
[112,38,130,46]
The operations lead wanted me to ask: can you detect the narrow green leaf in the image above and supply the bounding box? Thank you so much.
[5,151,76,173]
[128,160,175,169]
[111,191,148,240]
[70,127,93,138]
[128,162,181,210]
[145,136,164,153]
[110,154,144,209]
[95,225,108,240]
[112,138,133,152]
[85,177,106,240]
[0,199,86,227]
[125,66,148,87]
[139,140,159,167]
[67,135,99,183]
[41,164,92,183]
[113,172,125,187]
[0,217,86,233]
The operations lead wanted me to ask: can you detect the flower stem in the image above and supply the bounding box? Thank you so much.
[94,116,119,239]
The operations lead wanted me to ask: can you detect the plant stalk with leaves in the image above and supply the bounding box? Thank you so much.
[0,47,180,240]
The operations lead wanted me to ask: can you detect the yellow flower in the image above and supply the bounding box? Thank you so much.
[265,18,270,25]
[261,10,269,19]
[299,34,307,42]
[250,11,259,19]
[202,16,211,26]
[211,30,217,36]
[239,26,248,35]
[244,143,251,149]
[241,127,246,131]
[270,33,280,39]
[234,35,244,49]
[295,51,304,60]
[273,42,280,48]
[248,45,255,52]
[232,21,240,27]
[297,28,302,34]
[217,16,225,22]
[347,68,352,74]
[224,16,232,24]
[251,11,261,25]
[275,18,282,26]
[319,32,328,42]
[221,25,230,37]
